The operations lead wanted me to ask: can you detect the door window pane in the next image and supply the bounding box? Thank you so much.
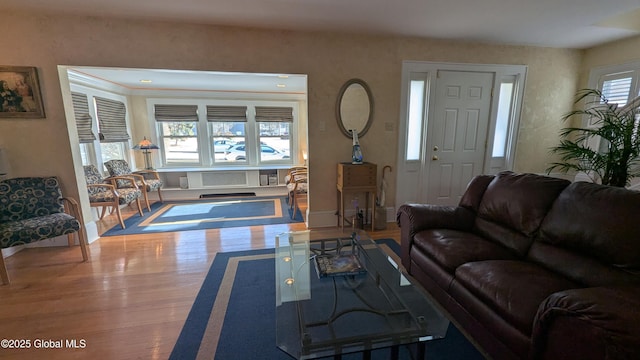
[407,80,425,161]
[493,81,515,157]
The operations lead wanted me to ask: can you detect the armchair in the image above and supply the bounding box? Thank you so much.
[83,165,144,229]
[285,166,307,219]
[104,159,163,211]
[0,177,88,284]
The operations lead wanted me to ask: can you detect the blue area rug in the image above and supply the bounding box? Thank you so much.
[169,239,484,360]
[102,196,303,236]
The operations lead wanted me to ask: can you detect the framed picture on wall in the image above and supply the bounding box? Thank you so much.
[0,66,45,118]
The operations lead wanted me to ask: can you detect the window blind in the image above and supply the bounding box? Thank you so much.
[206,105,247,122]
[255,106,294,122]
[154,104,198,122]
[95,97,130,143]
[71,92,96,143]
[601,74,633,107]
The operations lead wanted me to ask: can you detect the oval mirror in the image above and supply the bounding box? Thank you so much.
[336,78,374,138]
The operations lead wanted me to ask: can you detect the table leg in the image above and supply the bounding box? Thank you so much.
[370,191,375,231]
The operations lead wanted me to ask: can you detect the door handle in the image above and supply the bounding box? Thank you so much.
[432,155,439,161]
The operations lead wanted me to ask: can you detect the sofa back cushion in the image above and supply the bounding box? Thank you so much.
[473,172,571,256]
[536,182,640,271]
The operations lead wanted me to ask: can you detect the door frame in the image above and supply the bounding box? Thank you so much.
[395,61,527,208]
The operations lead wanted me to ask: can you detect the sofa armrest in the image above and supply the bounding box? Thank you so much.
[531,286,640,360]
[396,204,475,270]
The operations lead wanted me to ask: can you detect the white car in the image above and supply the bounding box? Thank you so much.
[213,139,237,153]
[224,144,289,161]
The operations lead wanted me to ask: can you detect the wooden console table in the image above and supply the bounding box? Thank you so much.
[337,162,377,231]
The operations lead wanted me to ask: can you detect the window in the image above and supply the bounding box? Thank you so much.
[155,104,200,165]
[406,77,427,161]
[600,72,634,107]
[151,100,297,168]
[255,106,293,163]
[492,77,516,157]
[94,96,130,170]
[207,105,247,163]
[590,65,640,153]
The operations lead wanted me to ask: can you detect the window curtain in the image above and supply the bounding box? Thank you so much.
[71,92,97,143]
[206,105,248,122]
[95,97,130,142]
[254,106,294,122]
[154,104,199,122]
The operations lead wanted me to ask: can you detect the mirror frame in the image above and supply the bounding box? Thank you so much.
[336,78,374,138]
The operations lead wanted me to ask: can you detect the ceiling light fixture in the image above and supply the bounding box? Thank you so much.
[139,79,153,83]
[276,84,286,88]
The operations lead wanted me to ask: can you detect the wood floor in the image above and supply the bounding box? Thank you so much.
[0,201,400,360]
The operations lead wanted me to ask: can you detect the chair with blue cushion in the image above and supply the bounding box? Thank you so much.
[104,159,163,212]
[83,165,144,230]
[0,176,89,284]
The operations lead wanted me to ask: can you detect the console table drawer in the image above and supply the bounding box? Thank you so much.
[337,162,376,188]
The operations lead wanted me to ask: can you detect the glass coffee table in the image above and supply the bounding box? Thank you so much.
[275,229,450,359]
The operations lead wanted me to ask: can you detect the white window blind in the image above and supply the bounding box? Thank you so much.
[601,73,633,107]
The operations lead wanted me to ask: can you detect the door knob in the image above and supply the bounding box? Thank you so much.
[433,146,439,151]
[432,155,439,161]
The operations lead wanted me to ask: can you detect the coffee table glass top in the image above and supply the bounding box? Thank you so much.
[275,229,450,359]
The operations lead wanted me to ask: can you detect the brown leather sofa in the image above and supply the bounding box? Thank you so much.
[397,171,640,359]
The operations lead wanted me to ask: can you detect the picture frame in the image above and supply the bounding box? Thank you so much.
[0,66,45,118]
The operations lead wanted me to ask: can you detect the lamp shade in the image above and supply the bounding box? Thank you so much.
[132,136,159,150]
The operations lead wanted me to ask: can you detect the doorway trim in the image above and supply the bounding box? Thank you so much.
[395,61,527,209]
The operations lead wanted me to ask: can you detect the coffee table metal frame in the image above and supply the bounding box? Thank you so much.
[275,229,449,359]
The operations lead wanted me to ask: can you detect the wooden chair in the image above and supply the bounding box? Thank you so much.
[286,166,308,219]
[83,165,144,229]
[0,176,88,284]
[104,160,163,211]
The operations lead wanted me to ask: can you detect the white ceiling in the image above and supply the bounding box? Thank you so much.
[14,0,640,93]
[67,67,308,96]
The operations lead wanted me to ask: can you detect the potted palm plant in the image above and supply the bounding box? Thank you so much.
[547,88,640,187]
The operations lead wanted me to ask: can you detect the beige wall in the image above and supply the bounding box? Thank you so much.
[0,10,584,226]
[580,35,640,88]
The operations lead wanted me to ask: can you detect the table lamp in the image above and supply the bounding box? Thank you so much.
[132,137,159,170]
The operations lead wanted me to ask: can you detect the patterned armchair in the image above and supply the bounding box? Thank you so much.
[104,160,163,211]
[285,166,308,219]
[83,165,144,229]
[0,177,88,284]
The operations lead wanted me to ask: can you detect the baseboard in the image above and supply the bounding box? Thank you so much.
[307,206,396,228]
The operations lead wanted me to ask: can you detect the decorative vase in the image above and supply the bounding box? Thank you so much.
[351,129,363,164]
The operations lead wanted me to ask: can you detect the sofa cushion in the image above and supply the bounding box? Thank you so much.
[538,181,640,270]
[473,172,570,256]
[453,260,580,335]
[414,229,518,273]
[528,242,640,287]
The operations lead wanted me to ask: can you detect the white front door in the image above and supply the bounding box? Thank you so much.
[425,70,494,205]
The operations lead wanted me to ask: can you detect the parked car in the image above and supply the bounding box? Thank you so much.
[213,139,237,153]
[224,144,290,161]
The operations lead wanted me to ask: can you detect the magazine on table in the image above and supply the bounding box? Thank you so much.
[313,253,366,278]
